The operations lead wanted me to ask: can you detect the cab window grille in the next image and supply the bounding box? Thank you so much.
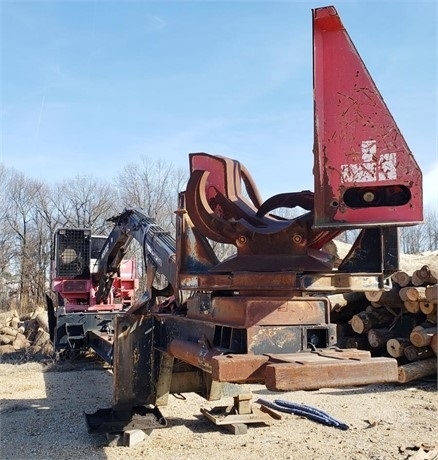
[55,229,91,278]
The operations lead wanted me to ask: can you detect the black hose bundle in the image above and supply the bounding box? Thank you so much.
[257,398,349,430]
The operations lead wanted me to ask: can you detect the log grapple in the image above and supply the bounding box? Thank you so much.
[49,6,423,437]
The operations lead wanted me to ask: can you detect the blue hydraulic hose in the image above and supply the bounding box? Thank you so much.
[274,399,349,430]
[257,398,349,430]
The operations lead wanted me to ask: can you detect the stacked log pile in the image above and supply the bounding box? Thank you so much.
[0,307,53,356]
[332,263,437,384]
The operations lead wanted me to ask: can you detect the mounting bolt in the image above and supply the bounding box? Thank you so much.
[292,233,303,244]
[363,191,375,203]
[237,236,247,246]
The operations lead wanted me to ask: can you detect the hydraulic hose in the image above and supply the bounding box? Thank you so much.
[257,398,349,430]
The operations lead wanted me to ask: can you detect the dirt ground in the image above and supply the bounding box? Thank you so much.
[0,354,437,460]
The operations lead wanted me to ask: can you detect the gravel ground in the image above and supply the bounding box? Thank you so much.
[0,355,437,460]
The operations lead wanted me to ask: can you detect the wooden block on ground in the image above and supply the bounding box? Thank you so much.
[123,429,147,447]
[224,423,247,435]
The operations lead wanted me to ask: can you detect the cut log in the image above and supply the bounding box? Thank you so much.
[30,306,45,320]
[403,301,420,314]
[425,284,438,303]
[392,271,411,287]
[411,270,428,287]
[409,326,437,347]
[0,335,15,345]
[32,329,50,348]
[12,333,29,350]
[35,312,49,333]
[398,358,437,383]
[329,296,368,322]
[399,287,426,302]
[417,265,438,285]
[345,336,370,350]
[0,326,19,337]
[365,289,404,309]
[327,292,367,311]
[403,345,434,362]
[387,338,412,358]
[419,302,437,315]
[350,309,394,334]
[368,328,400,348]
[0,345,17,354]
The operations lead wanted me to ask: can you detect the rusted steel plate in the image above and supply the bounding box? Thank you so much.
[187,296,328,327]
[112,315,155,409]
[210,354,269,382]
[86,330,113,364]
[246,325,303,354]
[179,272,297,291]
[313,6,422,228]
[265,356,398,391]
[209,254,332,273]
[266,348,372,362]
[179,272,388,293]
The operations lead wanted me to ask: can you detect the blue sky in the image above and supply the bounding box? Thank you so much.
[1,1,437,207]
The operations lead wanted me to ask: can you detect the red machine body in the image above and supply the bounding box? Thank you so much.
[51,230,138,313]
[313,6,422,228]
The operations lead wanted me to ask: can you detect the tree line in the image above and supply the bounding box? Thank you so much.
[0,158,436,313]
[0,157,186,314]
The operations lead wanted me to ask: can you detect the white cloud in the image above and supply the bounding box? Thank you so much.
[143,14,166,32]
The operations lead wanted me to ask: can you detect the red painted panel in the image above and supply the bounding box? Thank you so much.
[313,6,422,228]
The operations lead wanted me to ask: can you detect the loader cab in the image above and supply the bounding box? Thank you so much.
[53,229,108,279]
[90,235,107,274]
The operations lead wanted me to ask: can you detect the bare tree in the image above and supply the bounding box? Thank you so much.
[4,170,47,313]
[115,156,187,289]
[0,165,17,311]
[423,206,438,251]
[400,204,437,253]
[116,156,187,232]
[50,175,118,234]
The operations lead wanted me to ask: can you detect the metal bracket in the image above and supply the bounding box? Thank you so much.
[201,393,281,435]
[85,405,167,434]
